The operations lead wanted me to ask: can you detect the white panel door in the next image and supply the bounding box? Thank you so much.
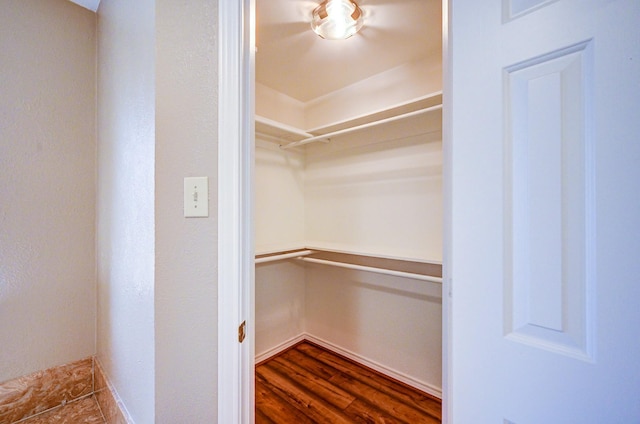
[447,0,640,422]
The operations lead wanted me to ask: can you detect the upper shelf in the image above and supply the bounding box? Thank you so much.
[255,91,443,148]
[255,115,314,143]
[307,91,442,136]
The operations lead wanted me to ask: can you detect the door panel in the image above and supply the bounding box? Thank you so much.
[504,40,594,362]
[448,0,640,422]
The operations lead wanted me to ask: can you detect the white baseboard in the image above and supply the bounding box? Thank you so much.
[255,332,442,399]
[255,333,306,364]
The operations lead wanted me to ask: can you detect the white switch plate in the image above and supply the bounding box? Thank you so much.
[184,177,209,217]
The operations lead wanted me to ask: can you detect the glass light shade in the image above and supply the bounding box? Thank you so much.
[311,0,364,40]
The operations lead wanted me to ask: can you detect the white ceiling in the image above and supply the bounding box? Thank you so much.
[69,0,100,12]
[69,0,441,103]
[256,0,442,103]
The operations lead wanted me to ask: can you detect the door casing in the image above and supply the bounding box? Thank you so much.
[217,1,454,422]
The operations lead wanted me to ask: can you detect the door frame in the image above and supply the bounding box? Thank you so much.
[442,1,453,421]
[218,0,453,422]
[217,0,255,423]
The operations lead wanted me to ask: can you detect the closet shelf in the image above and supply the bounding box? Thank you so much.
[255,91,443,148]
[255,247,442,284]
[255,249,313,264]
[281,104,442,149]
[305,91,442,136]
[255,115,316,143]
[298,257,442,284]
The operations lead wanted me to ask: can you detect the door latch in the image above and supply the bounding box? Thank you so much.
[238,321,246,343]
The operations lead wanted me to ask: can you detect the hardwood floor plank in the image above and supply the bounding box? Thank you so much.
[298,342,441,418]
[270,355,356,409]
[295,341,330,359]
[255,408,276,424]
[255,342,442,423]
[255,374,314,424]
[311,346,441,419]
[257,362,354,423]
[280,347,341,380]
[343,398,409,424]
[329,373,440,424]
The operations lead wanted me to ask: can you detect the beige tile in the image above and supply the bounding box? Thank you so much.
[20,396,105,424]
[0,357,93,423]
[93,361,128,424]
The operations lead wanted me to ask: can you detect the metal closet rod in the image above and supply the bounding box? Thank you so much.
[255,250,313,264]
[254,249,442,284]
[298,257,442,284]
[280,104,443,150]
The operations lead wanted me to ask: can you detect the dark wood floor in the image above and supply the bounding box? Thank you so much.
[255,341,441,423]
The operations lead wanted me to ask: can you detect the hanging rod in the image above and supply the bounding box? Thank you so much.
[255,115,315,138]
[256,131,331,146]
[255,250,314,264]
[298,257,442,284]
[280,104,443,150]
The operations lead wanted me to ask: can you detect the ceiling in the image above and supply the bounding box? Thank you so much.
[69,0,99,12]
[256,0,442,103]
[69,0,441,104]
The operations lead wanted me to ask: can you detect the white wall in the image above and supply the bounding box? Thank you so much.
[305,265,442,394]
[0,0,96,382]
[98,0,219,422]
[254,77,443,396]
[256,83,306,130]
[255,261,306,358]
[255,140,306,253]
[96,0,155,421]
[154,0,218,421]
[302,92,443,393]
[255,138,307,357]
[304,58,442,130]
[305,114,443,262]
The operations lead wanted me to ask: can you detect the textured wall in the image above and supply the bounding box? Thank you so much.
[305,119,443,262]
[255,140,306,358]
[154,0,218,421]
[255,140,305,253]
[96,0,156,422]
[304,58,443,130]
[254,86,443,396]
[255,83,306,129]
[255,261,306,357]
[305,265,443,395]
[0,0,96,382]
[97,0,218,421]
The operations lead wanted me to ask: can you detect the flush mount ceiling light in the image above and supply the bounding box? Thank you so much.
[311,0,364,40]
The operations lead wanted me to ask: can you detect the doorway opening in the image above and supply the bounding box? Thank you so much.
[252,0,446,422]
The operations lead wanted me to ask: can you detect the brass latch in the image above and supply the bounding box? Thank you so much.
[238,321,246,343]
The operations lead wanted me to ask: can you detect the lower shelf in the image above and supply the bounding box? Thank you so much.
[255,247,442,284]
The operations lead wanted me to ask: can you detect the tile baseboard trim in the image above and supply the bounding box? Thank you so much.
[93,359,134,424]
[0,357,93,424]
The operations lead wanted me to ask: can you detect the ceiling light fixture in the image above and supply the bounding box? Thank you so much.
[311,0,364,40]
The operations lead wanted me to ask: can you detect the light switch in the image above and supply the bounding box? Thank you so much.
[184,177,209,218]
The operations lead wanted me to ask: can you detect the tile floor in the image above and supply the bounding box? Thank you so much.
[19,396,105,424]
[0,357,94,424]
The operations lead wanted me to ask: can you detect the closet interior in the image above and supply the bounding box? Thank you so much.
[254,0,443,398]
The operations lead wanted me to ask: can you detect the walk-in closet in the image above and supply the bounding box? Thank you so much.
[253,0,443,416]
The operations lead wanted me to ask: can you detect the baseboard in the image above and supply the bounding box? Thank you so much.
[303,334,442,399]
[0,357,93,423]
[255,333,307,365]
[255,332,442,399]
[94,359,134,424]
